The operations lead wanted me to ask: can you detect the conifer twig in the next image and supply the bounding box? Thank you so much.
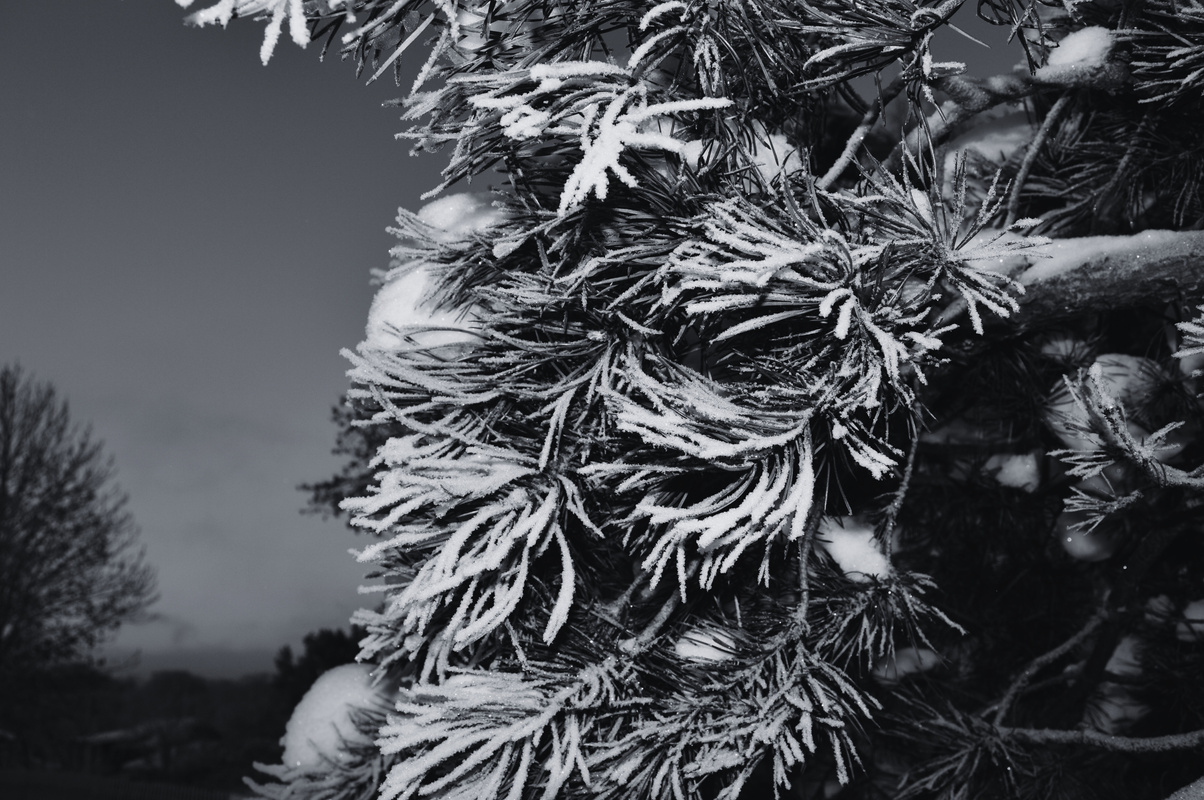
[1006,230,1204,333]
[619,591,682,655]
[881,426,921,563]
[991,610,1105,725]
[618,562,700,655]
[998,725,1204,753]
[818,73,906,190]
[366,13,435,85]
[882,73,1031,174]
[1004,92,1070,226]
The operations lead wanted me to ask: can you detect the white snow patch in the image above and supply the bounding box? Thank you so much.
[816,516,891,582]
[1089,635,1148,733]
[747,121,802,186]
[281,663,389,772]
[1105,635,1142,676]
[1033,26,1116,86]
[872,647,941,684]
[640,115,705,175]
[363,266,480,351]
[1055,513,1117,561]
[985,452,1041,492]
[1037,26,1112,76]
[1087,353,1164,407]
[1178,599,1204,642]
[674,119,802,186]
[943,111,1033,186]
[417,193,507,242]
[455,7,491,52]
[675,627,739,663]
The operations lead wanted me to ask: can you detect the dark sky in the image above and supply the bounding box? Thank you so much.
[1,0,442,677]
[0,2,1020,678]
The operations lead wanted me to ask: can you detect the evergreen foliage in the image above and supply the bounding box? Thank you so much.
[178,0,1204,797]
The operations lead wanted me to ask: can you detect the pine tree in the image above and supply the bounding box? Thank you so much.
[177,0,1204,797]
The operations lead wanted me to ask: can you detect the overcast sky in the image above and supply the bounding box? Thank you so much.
[0,2,1020,678]
[1,0,443,677]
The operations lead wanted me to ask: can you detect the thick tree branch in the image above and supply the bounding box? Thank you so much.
[1004,230,1204,333]
[1165,774,1204,800]
[999,725,1204,753]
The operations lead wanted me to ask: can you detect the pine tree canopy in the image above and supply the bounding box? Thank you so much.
[180,1,1204,798]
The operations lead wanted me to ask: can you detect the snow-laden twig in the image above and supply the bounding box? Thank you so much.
[1163,774,1204,800]
[1004,92,1070,226]
[377,662,614,800]
[177,0,310,64]
[636,434,815,594]
[467,60,730,215]
[882,73,1032,174]
[1066,364,1204,491]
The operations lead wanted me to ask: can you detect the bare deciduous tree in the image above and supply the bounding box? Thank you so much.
[0,364,156,673]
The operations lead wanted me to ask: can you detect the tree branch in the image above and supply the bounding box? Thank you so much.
[1165,774,1204,800]
[1005,92,1070,227]
[1004,231,1204,334]
[999,725,1204,753]
[883,73,1032,174]
[818,73,906,191]
[991,610,1105,725]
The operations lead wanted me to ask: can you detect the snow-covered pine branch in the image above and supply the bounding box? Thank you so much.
[998,230,1204,333]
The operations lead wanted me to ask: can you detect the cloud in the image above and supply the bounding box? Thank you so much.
[123,611,199,648]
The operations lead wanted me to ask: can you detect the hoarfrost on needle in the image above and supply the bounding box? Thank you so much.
[176,0,312,64]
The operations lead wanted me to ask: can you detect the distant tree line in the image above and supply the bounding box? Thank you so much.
[0,625,363,793]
